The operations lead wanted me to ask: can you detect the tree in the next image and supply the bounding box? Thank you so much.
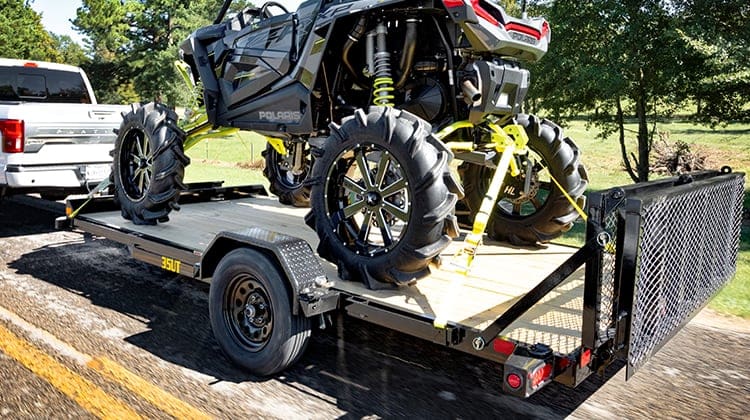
[50,33,89,67]
[0,0,60,62]
[675,0,750,124]
[73,0,136,103]
[529,0,704,182]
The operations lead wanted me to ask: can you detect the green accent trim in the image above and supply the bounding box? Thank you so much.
[267,137,287,155]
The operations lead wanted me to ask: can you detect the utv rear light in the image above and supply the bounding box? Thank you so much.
[0,119,25,153]
[442,0,499,26]
[442,0,465,7]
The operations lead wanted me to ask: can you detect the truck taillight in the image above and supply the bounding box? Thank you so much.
[0,119,25,153]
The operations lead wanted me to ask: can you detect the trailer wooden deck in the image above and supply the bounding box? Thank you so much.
[82,195,585,354]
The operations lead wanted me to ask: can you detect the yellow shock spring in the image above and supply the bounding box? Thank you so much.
[373,77,395,106]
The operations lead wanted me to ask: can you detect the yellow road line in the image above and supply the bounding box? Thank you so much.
[88,357,211,420]
[0,306,212,419]
[0,324,141,420]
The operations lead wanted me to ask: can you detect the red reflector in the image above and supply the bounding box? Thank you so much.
[580,348,592,368]
[23,62,38,68]
[506,373,523,389]
[529,363,553,389]
[0,119,25,153]
[492,338,515,356]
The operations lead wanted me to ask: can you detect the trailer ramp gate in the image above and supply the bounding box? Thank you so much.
[585,170,744,379]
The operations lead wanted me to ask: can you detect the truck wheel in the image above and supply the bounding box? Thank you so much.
[262,142,311,207]
[209,248,311,376]
[308,107,458,287]
[459,114,588,245]
[113,103,189,225]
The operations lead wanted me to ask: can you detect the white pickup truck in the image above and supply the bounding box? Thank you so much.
[0,58,129,200]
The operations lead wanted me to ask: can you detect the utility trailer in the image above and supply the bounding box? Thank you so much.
[56,170,744,398]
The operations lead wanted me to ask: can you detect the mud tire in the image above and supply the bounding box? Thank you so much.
[307,107,459,288]
[262,143,311,207]
[459,114,588,245]
[113,102,189,225]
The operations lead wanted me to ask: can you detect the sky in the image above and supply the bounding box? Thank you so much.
[30,0,305,46]
[31,0,86,45]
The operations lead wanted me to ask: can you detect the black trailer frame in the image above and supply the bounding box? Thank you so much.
[56,169,744,397]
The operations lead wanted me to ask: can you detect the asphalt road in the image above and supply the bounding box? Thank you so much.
[0,195,748,419]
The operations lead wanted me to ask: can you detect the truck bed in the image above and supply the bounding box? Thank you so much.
[81,195,585,355]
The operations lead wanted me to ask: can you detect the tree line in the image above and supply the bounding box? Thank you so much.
[1,0,747,182]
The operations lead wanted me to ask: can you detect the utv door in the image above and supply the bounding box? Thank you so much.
[219,13,297,109]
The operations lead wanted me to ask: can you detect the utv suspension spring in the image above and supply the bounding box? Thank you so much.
[373,77,395,106]
[372,22,394,107]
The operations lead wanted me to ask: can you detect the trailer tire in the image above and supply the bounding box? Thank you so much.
[459,114,588,245]
[209,248,311,376]
[308,107,458,288]
[262,142,311,207]
[113,102,189,225]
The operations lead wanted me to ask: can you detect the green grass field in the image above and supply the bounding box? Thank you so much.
[183,120,750,318]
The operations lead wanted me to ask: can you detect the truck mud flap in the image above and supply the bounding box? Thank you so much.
[585,170,745,379]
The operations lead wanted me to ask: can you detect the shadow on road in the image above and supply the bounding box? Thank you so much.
[6,196,624,418]
[0,195,63,237]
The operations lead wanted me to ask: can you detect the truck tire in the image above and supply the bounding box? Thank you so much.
[113,102,189,225]
[307,107,458,288]
[262,142,311,207]
[209,248,311,376]
[459,114,588,245]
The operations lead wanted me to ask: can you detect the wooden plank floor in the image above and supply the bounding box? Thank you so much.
[85,195,585,354]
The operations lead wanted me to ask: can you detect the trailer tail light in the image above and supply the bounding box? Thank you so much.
[0,119,25,153]
[529,362,553,389]
[506,372,522,389]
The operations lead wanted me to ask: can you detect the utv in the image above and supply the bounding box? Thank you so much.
[111,0,588,288]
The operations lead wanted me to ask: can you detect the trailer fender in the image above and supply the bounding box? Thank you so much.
[200,228,338,317]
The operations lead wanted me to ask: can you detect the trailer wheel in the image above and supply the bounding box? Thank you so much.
[262,142,311,207]
[209,248,311,376]
[113,102,189,225]
[308,107,458,287]
[459,114,588,245]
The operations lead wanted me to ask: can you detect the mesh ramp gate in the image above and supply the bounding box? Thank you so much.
[586,170,744,379]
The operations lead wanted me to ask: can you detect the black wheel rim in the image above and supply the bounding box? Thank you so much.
[488,145,553,219]
[224,274,273,351]
[324,143,411,256]
[270,145,308,190]
[120,128,153,202]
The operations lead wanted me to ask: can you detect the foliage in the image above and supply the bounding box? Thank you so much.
[674,0,750,125]
[528,0,749,183]
[49,33,89,67]
[0,0,60,61]
[528,0,707,183]
[73,0,238,105]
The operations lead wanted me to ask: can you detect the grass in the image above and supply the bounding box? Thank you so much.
[182,119,750,318]
[183,131,268,187]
